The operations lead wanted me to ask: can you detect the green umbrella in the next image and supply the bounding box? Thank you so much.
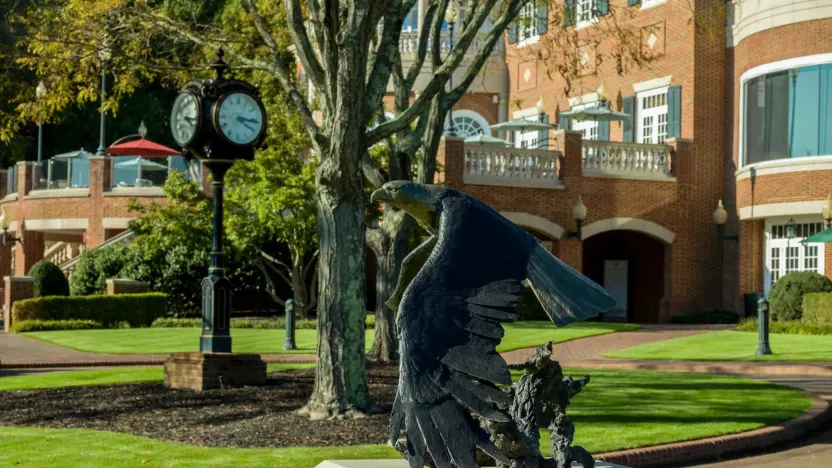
[489,118,557,132]
[559,106,632,122]
[464,134,512,147]
[801,227,832,244]
[52,149,93,160]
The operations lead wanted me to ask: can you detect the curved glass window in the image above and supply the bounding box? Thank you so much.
[744,63,832,165]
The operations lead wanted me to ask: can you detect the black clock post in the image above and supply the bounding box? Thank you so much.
[163,49,268,392]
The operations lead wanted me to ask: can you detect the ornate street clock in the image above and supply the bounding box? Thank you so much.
[170,49,268,353]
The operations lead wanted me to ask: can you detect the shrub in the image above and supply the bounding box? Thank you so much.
[769,272,832,321]
[736,318,832,335]
[11,319,103,333]
[70,243,136,296]
[28,260,69,298]
[150,314,376,329]
[803,293,832,324]
[671,310,740,324]
[13,293,168,328]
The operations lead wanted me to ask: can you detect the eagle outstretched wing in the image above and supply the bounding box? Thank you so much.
[390,192,615,468]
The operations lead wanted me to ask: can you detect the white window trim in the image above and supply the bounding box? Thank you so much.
[575,0,600,30]
[763,215,826,295]
[739,53,832,167]
[633,75,673,94]
[640,0,667,11]
[516,3,540,47]
[446,109,491,137]
[636,86,669,145]
[568,92,600,108]
[571,101,601,141]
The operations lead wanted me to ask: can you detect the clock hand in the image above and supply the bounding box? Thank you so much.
[241,122,256,133]
[236,115,259,124]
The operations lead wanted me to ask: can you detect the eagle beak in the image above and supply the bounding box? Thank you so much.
[371,188,394,204]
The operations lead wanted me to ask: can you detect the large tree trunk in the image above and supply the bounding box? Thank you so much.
[367,209,412,362]
[300,35,373,419]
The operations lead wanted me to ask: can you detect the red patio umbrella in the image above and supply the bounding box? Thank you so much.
[107,138,181,158]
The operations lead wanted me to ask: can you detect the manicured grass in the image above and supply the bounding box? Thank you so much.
[605,330,832,362]
[0,367,811,467]
[23,322,641,355]
[0,363,315,392]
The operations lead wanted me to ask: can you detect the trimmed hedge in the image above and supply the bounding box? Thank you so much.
[671,310,740,324]
[736,318,832,335]
[151,315,376,330]
[803,293,832,324]
[13,293,168,328]
[11,319,103,333]
[769,271,832,321]
[28,260,69,298]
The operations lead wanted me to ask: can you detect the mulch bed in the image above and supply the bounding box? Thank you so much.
[0,363,399,448]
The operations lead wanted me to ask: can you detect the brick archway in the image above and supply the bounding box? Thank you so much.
[499,212,565,240]
[582,217,676,245]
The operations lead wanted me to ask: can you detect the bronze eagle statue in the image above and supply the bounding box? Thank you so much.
[371,181,616,468]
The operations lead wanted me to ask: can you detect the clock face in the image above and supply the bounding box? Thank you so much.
[216,92,265,146]
[171,92,200,147]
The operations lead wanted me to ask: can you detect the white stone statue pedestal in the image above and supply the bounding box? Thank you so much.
[316,460,629,468]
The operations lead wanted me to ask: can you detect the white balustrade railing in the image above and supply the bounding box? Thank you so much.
[464,144,563,188]
[582,140,673,179]
[398,31,504,59]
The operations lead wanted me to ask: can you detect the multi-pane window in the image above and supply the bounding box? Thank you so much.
[571,103,600,141]
[450,116,485,138]
[766,220,826,293]
[517,3,538,43]
[515,115,540,149]
[637,87,668,144]
[576,0,597,27]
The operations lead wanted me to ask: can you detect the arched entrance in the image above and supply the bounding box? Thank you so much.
[581,219,674,323]
[500,212,563,253]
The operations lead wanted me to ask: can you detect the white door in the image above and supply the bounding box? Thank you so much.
[604,260,628,321]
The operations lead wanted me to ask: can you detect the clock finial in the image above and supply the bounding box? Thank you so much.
[211,47,229,81]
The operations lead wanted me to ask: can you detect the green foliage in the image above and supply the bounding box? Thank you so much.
[670,310,740,324]
[802,293,832,324]
[13,293,168,328]
[28,260,69,298]
[151,314,376,329]
[10,319,103,333]
[736,318,832,335]
[70,243,136,296]
[769,271,832,321]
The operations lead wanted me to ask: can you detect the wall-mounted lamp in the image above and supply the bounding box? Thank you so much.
[713,199,738,242]
[785,217,797,240]
[566,196,587,240]
[0,208,22,246]
[823,193,832,229]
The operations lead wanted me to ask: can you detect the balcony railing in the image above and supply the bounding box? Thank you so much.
[464,144,563,188]
[399,30,504,58]
[32,159,90,190]
[582,140,673,180]
[111,156,201,189]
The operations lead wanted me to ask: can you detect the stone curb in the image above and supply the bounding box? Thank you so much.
[0,355,317,369]
[594,390,832,468]
[560,360,832,376]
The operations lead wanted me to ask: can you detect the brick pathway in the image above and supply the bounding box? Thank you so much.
[692,376,832,468]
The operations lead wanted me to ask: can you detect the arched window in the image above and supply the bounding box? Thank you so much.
[444,109,491,138]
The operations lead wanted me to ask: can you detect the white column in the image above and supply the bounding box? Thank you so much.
[418,0,427,28]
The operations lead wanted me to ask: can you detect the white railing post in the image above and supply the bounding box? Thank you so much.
[463,144,563,188]
[581,140,674,180]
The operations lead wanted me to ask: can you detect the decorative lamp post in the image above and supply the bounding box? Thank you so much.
[713,199,738,242]
[536,96,547,149]
[96,47,112,156]
[756,296,772,356]
[284,298,297,350]
[0,208,22,246]
[170,48,267,354]
[444,2,458,136]
[822,193,832,229]
[36,81,46,163]
[566,196,587,240]
[785,217,797,240]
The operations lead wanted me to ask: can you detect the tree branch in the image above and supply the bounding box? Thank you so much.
[280,0,327,93]
[404,3,438,89]
[303,249,320,277]
[260,250,294,286]
[362,151,388,188]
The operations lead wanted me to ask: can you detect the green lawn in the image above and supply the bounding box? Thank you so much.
[0,363,314,391]
[0,367,811,467]
[22,321,641,355]
[606,330,832,362]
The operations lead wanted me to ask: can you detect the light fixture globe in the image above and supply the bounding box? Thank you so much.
[572,196,587,222]
[536,96,547,115]
[823,192,832,220]
[138,121,148,139]
[444,2,459,24]
[0,208,9,231]
[785,217,798,239]
[36,81,47,100]
[713,199,728,226]
[597,81,607,102]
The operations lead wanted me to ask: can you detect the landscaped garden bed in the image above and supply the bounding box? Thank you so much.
[0,363,812,468]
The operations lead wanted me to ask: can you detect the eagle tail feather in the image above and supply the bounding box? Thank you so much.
[526,242,617,326]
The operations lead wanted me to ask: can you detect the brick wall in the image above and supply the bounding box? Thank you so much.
[106,279,150,295]
[3,276,34,332]
[736,171,832,209]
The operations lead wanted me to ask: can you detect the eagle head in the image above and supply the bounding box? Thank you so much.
[371,181,443,234]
